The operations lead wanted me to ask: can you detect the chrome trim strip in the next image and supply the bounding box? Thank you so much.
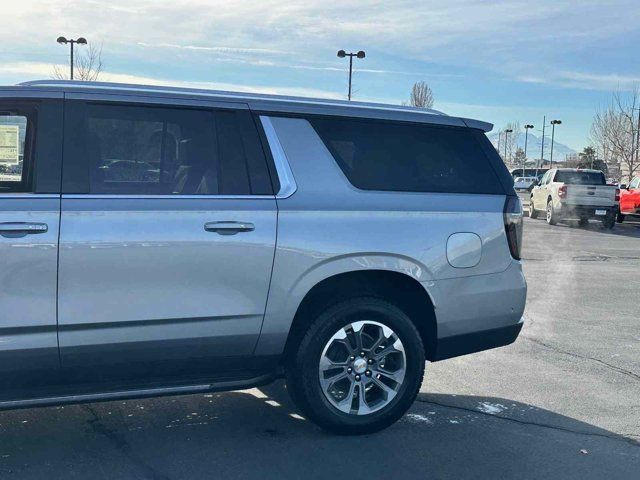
[259,116,298,199]
[0,193,60,199]
[62,194,273,200]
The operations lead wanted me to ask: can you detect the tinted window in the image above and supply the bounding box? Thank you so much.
[64,103,272,195]
[310,117,505,194]
[554,170,605,185]
[0,105,34,193]
[629,178,639,189]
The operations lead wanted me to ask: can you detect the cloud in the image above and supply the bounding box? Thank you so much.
[2,61,341,100]
[137,42,286,56]
[518,71,640,92]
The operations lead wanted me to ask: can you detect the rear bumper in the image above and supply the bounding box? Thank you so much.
[427,261,527,361]
[558,204,615,219]
[433,319,524,361]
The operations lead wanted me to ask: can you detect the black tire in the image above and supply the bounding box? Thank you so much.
[602,215,616,229]
[578,218,589,227]
[285,297,425,435]
[546,199,558,225]
[529,199,538,219]
[616,213,625,223]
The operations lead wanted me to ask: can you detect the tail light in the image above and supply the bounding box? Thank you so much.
[615,188,620,202]
[558,185,567,199]
[504,196,523,260]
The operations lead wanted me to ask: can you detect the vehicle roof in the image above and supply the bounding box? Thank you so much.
[552,168,603,173]
[4,80,493,132]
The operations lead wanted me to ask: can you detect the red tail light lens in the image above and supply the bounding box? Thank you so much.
[615,188,620,202]
[558,185,567,199]
[503,196,523,260]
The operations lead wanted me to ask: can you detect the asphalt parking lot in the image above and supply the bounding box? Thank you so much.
[1,214,639,479]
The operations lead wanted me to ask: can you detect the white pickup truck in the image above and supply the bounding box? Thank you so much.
[529,168,619,228]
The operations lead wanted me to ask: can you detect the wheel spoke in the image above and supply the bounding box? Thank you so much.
[375,367,404,383]
[371,377,397,399]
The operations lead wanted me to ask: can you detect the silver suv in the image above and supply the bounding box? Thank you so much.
[0,80,526,434]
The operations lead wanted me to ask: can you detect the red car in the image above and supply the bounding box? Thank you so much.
[617,176,640,222]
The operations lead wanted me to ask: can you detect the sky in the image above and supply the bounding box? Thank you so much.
[1,0,639,150]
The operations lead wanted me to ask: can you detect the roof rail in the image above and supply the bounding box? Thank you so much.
[18,79,447,116]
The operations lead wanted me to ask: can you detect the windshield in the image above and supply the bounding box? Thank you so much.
[554,171,605,185]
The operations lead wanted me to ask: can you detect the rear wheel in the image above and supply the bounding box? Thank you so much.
[285,297,425,435]
[578,217,589,227]
[529,198,538,219]
[602,215,616,229]
[546,199,558,225]
[616,213,626,223]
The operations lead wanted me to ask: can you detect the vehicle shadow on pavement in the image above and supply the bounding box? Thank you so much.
[0,381,638,480]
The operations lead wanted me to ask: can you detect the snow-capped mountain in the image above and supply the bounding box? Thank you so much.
[487,131,576,161]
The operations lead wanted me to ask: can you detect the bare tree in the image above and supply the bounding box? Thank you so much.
[590,88,640,183]
[53,43,104,81]
[500,121,521,165]
[406,81,434,109]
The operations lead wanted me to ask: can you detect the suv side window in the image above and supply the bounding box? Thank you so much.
[63,102,273,195]
[0,104,35,193]
[629,177,639,189]
[310,117,505,194]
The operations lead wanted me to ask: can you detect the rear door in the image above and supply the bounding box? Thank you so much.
[58,95,277,386]
[0,95,62,400]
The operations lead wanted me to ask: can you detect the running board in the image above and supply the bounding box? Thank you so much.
[0,371,279,411]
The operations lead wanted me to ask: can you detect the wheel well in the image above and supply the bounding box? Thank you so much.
[283,270,437,362]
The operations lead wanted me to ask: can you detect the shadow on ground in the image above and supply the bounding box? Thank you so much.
[0,381,638,479]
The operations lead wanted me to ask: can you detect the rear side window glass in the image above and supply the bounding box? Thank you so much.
[310,117,504,194]
[64,103,273,195]
[0,107,34,193]
[554,171,605,185]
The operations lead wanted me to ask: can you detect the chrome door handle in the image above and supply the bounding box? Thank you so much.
[0,222,48,236]
[204,221,255,235]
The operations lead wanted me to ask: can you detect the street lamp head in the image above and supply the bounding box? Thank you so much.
[356,50,366,59]
[506,129,513,133]
[337,50,346,58]
[76,37,88,45]
[525,124,534,129]
[551,120,562,125]
[57,36,68,44]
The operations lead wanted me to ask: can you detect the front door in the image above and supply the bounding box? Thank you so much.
[0,97,62,401]
[58,98,277,387]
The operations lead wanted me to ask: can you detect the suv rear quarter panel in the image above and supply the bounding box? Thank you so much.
[255,116,524,356]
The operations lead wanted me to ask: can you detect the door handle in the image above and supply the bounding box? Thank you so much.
[0,222,48,237]
[204,221,255,235]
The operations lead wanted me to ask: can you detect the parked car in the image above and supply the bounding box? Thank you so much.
[529,168,619,228]
[514,176,538,191]
[0,80,526,435]
[617,176,640,222]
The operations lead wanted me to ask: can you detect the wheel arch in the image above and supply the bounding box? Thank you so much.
[282,269,438,362]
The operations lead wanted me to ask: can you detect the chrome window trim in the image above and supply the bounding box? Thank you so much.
[0,193,60,199]
[61,194,274,200]
[259,116,298,199]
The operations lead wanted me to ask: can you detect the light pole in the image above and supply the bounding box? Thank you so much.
[57,36,87,80]
[549,119,562,168]
[504,128,513,164]
[523,124,534,177]
[337,50,365,101]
